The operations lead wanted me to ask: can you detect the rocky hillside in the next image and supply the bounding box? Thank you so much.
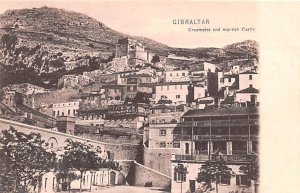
[0,7,169,54]
[0,7,258,89]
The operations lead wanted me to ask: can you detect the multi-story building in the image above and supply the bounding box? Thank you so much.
[52,101,80,118]
[171,107,259,193]
[239,71,259,90]
[165,69,190,82]
[101,84,126,101]
[234,86,259,107]
[153,82,190,104]
[146,104,190,149]
[78,104,149,133]
[143,104,191,176]
[115,38,151,66]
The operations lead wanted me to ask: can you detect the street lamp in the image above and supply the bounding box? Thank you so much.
[174,164,188,193]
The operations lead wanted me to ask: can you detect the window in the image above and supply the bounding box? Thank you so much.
[176,95,180,99]
[236,175,251,186]
[167,86,169,90]
[159,142,166,148]
[229,78,231,82]
[180,85,183,89]
[160,129,167,136]
[161,86,163,91]
[182,73,185,76]
[68,109,70,115]
[220,78,224,83]
[173,142,180,148]
[249,75,252,80]
[170,73,172,77]
[174,171,187,182]
[62,112,64,116]
[57,111,60,116]
[175,85,177,90]
[53,111,56,116]
[73,109,76,115]
[220,175,231,185]
[176,73,179,76]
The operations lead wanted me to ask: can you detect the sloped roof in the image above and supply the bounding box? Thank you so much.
[236,87,259,94]
[183,107,258,117]
[229,80,239,90]
[239,71,258,74]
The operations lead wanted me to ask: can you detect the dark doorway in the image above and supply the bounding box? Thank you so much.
[189,180,196,193]
[185,143,189,154]
[110,171,116,186]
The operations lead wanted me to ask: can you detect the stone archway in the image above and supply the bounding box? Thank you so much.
[47,137,58,149]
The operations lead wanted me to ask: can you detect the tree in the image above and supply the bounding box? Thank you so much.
[0,127,56,193]
[196,156,234,193]
[54,159,78,192]
[133,92,150,104]
[239,155,259,193]
[62,139,102,192]
[151,54,160,63]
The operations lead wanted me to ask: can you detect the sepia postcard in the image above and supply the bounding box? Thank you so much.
[0,1,299,193]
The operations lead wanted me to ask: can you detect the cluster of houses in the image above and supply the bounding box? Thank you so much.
[0,38,259,193]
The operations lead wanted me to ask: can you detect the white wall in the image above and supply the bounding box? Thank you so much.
[171,162,255,193]
[165,70,190,82]
[204,62,217,73]
[194,86,206,100]
[52,101,80,117]
[148,125,177,148]
[239,73,259,90]
[235,93,259,103]
[154,84,188,104]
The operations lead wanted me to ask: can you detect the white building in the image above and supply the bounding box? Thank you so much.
[165,70,190,82]
[239,71,259,90]
[171,159,255,193]
[234,86,259,107]
[218,72,237,91]
[192,84,206,101]
[203,62,220,73]
[40,169,120,193]
[154,82,189,104]
[52,101,80,117]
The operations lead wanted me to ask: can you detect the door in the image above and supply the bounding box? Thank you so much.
[110,171,116,186]
[189,180,196,193]
[185,143,189,154]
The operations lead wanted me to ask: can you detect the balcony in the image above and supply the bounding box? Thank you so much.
[179,119,259,127]
[212,154,250,162]
[173,134,258,141]
[174,154,252,163]
[174,154,210,162]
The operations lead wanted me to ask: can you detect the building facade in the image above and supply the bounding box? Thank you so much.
[171,107,259,193]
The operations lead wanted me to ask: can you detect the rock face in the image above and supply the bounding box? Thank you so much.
[0,7,169,54]
[0,7,258,89]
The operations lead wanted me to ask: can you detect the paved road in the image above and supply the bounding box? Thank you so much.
[91,185,169,193]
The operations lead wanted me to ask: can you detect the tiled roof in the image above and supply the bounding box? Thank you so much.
[239,71,258,74]
[183,107,258,117]
[236,87,259,94]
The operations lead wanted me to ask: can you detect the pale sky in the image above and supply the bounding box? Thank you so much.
[0,1,261,48]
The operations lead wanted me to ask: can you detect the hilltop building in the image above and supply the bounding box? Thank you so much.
[115,38,154,67]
